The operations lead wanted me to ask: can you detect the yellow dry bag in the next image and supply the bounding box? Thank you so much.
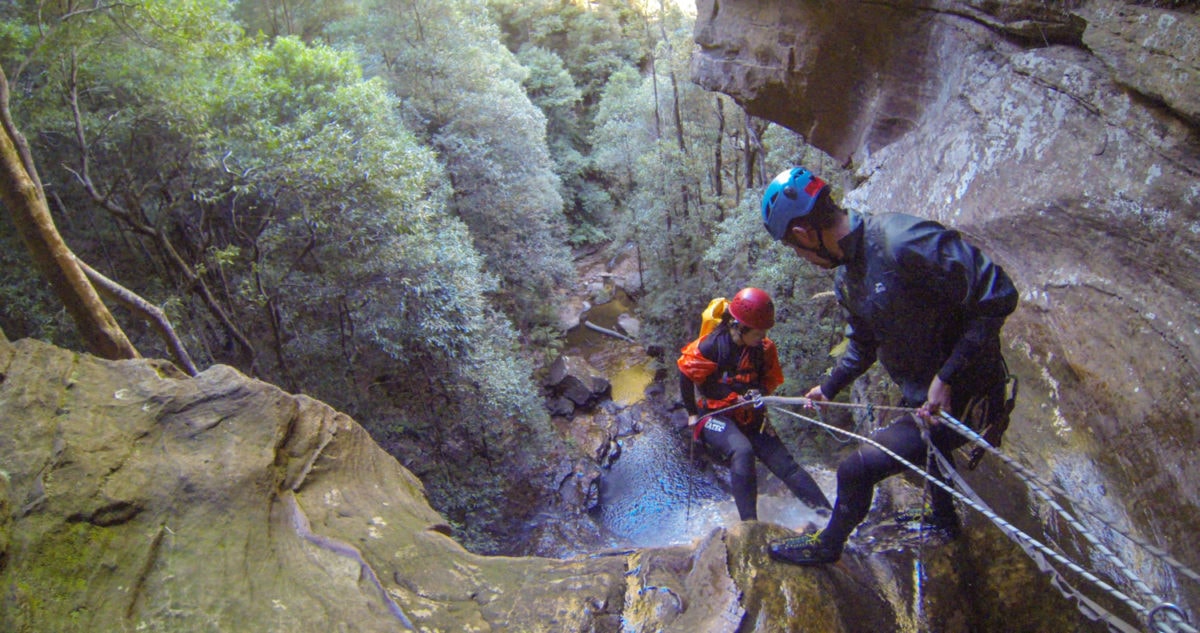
[698,297,729,339]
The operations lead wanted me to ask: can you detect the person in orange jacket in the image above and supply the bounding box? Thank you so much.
[678,287,831,522]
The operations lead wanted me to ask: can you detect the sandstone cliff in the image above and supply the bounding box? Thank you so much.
[3,1,1197,629]
[693,0,1199,617]
[1,331,1117,631]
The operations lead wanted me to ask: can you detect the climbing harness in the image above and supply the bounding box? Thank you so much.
[728,393,1199,633]
[683,397,758,522]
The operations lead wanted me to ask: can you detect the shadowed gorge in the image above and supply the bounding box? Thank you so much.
[1,0,1198,631]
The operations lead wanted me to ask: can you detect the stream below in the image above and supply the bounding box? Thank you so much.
[560,279,834,550]
[531,246,1197,629]
[591,420,835,548]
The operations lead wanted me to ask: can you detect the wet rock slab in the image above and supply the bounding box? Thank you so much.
[0,336,1120,632]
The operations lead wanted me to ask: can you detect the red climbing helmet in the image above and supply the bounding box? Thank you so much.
[728,287,775,330]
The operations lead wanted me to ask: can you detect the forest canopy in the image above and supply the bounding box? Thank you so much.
[0,0,843,553]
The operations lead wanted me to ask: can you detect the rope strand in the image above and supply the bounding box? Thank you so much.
[759,395,1200,588]
[935,411,1200,588]
[748,395,1197,633]
[937,411,1165,605]
[768,404,1162,630]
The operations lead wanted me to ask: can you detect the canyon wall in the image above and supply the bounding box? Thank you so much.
[692,0,1200,614]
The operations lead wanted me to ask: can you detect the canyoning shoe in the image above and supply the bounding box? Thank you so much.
[895,507,961,541]
[768,532,843,566]
[893,504,934,525]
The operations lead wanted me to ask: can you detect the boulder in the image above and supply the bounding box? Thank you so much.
[616,313,641,339]
[546,396,576,417]
[557,297,591,332]
[547,354,612,408]
[0,337,626,632]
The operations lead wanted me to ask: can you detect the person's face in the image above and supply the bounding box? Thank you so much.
[735,327,767,347]
[784,227,838,269]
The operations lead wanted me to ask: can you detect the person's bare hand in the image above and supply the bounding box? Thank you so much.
[804,385,826,410]
[919,376,952,424]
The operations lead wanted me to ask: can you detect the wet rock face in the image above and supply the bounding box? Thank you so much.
[692,0,1200,609]
[692,1,940,162]
[0,337,625,632]
[0,335,1121,631]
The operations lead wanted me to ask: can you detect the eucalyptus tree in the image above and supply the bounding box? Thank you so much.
[1,0,276,372]
[333,0,575,332]
[488,0,650,244]
[587,17,733,347]
[231,0,358,42]
[0,0,563,550]
[0,0,234,366]
[0,64,137,361]
[514,44,604,244]
[489,0,647,112]
[211,33,564,550]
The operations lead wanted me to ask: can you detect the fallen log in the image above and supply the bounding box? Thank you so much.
[584,320,636,343]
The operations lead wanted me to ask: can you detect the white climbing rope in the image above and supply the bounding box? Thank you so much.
[922,437,1145,633]
[744,395,1198,633]
[761,395,1200,588]
[935,410,1200,589]
[936,411,1163,604]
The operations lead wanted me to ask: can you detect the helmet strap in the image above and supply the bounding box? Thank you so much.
[791,226,845,266]
[730,322,752,347]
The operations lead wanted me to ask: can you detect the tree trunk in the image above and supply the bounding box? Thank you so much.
[0,67,138,360]
[745,114,768,189]
[714,96,725,202]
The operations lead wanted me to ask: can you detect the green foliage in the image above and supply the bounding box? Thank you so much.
[0,225,73,346]
[589,64,652,195]
[489,0,647,108]
[568,221,608,246]
[586,35,717,347]
[488,0,652,250]
[517,45,582,113]
[334,0,575,331]
[2,0,566,552]
[0,521,115,633]
[575,4,854,399]
[0,0,862,557]
[231,0,360,42]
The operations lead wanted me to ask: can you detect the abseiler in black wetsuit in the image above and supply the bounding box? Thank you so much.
[758,165,1019,566]
[813,211,1018,555]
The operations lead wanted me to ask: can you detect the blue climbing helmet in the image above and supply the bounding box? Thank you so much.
[761,167,829,241]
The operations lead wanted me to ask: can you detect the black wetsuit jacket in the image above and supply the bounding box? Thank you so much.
[820,211,1018,406]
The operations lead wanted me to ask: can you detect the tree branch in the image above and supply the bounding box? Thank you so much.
[0,63,139,360]
[75,256,199,376]
[64,54,257,366]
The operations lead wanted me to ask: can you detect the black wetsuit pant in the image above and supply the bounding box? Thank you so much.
[701,415,831,521]
[821,381,1008,549]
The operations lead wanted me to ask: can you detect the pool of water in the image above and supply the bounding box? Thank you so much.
[593,422,834,547]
